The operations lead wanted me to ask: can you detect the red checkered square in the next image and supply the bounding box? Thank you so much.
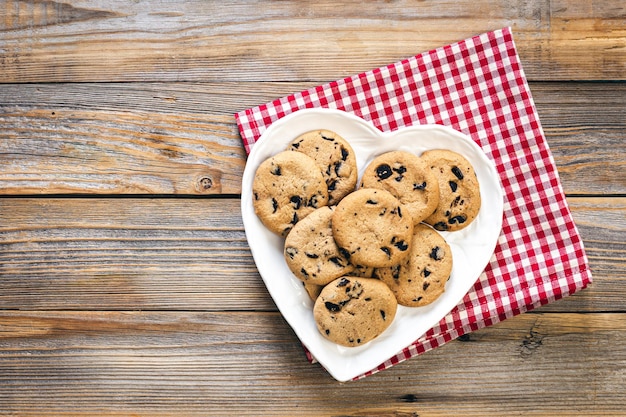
[235,27,592,380]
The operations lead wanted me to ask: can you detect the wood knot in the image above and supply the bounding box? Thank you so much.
[520,329,544,357]
[194,171,221,194]
[197,176,213,190]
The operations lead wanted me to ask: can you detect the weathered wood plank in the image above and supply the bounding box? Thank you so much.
[0,310,624,416]
[0,197,623,311]
[1,82,624,195]
[0,0,624,83]
[0,198,273,311]
[0,108,245,195]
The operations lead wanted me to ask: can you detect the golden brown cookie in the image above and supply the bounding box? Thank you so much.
[252,150,328,237]
[377,223,453,307]
[360,151,439,225]
[284,206,354,286]
[288,130,358,205]
[332,188,413,268]
[421,149,481,231]
[313,277,398,347]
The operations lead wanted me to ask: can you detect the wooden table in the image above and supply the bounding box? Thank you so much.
[1,1,625,416]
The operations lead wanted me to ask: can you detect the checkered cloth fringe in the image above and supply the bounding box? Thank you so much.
[235,27,592,380]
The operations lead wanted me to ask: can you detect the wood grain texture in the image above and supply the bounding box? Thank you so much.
[0,1,624,415]
[1,82,624,195]
[0,198,272,311]
[0,0,624,83]
[0,197,623,312]
[0,310,624,416]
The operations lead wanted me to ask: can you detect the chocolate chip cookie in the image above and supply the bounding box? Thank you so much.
[284,206,354,286]
[377,223,453,307]
[288,129,358,205]
[421,149,481,231]
[252,150,329,237]
[313,277,398,347]
[332,188,413,268]
[360,151,440,225]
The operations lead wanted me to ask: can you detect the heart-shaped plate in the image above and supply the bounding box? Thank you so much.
[241,108,503,381]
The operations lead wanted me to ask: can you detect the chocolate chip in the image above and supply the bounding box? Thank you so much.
[325,301,341,312]
[433,222,449,231]
[423,282,430,291]
[301,268,309,278]
[285,247,298,259]
[394,240,409,251]
[366,199,378,205]
[423,268,431,277]
[341,147,349,161]
[271,166,281,176]
[334,161,343,176]
[381,246,391,258]
[337,277,350,287]
[391,265,401,279]
[376,164,393,180]
[272,198,278,213]
[452,166,464,180]
[291,212,299,224]
[430,246,443,260]
[394,165,407,175]
[449,181,458,192]
[254,192,259,200]
[290,195,302,209]
[365,297,372,301]
[339,247,351,261]
[346,281,363,298]
[329,257,344,267]
[320,133,334,141]
[305,252,319,259]
[325,329,330,335]
[328,179,337,191]
[380,310,387,320]
[291,142,300,149]
[307,195,319,208]
[413,182,426,190]
[449,215,467,224]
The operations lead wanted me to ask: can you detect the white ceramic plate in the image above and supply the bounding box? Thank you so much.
[241,108,503,382]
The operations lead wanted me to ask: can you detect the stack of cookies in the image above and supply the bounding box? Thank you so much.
[252,129,481,347]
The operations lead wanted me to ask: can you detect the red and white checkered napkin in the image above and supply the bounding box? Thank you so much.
[235,27,592,379]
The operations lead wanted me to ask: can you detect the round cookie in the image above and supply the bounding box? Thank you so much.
[284,206,354,286]
[252,150,329,237]
[288,130,358,205]
[421,149,481,231]
[332,188,413,268]
[360,151,440,225]
[313,277,398,347]
[377,223,453,307]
